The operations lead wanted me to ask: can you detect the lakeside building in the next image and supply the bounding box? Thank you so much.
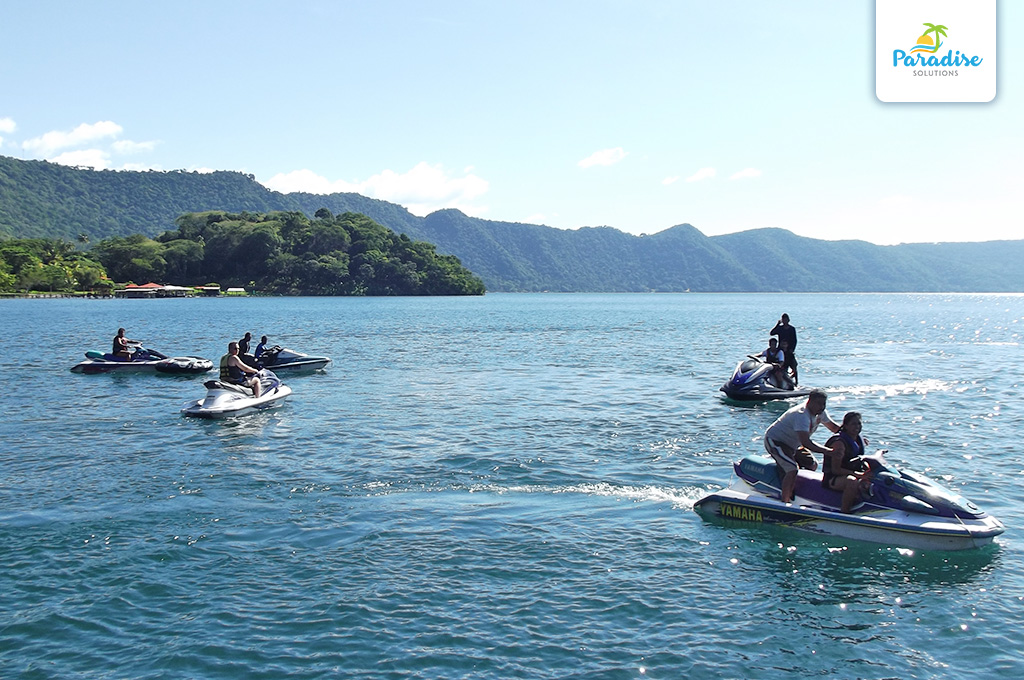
[115,282,196,298]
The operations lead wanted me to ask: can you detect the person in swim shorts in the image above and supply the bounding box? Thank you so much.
[763,389,839,503]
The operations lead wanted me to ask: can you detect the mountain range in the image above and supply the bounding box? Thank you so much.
[2,154,1021,292]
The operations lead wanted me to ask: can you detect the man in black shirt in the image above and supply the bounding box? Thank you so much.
[238,332,252,356]
[770,314,799,386]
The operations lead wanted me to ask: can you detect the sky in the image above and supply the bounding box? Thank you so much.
[1,1,1020,245]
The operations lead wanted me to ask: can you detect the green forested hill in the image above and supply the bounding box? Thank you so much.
[0,155,423,242]
[2,155,1023,292]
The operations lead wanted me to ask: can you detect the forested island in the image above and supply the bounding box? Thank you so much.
[0,210,485,296]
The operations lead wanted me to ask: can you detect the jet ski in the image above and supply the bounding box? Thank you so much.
[720,355,811,401]
[71,347,213,375]
[251,346,331,373]
[181,370,292,418]
[694,451,1004,551]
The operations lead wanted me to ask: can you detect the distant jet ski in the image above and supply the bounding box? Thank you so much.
[181,370,292,418]
[694,451,1004,551]
[248,346,331,373]
[71,347,213,375]
[720,355,811,401]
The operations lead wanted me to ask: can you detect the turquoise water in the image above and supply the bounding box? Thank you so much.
[1,293,1023,679]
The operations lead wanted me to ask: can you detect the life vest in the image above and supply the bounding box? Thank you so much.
[822,430,866,487]
[220,355,245,382]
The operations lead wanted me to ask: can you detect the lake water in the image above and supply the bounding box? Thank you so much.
[1,293,1023,679]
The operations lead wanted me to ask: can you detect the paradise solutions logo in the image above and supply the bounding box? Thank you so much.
[892,22,982,73]
[876,0,996,103]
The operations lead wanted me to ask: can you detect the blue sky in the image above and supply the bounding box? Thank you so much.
[1,1,1019,245]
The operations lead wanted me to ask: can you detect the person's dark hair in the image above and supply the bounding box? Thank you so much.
[841,411,862,430]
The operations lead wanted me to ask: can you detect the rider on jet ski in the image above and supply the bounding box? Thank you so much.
[113,328,140,360]
[220,341,262,397]
[757,338,788,388]
[822,412,873,513]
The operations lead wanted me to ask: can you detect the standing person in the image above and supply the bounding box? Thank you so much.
[822,412,872,513]
[763,389,839,503]
[112,327,139,360]
[771,313,799,386]
[238,332,252,356]
[220,341,261,397]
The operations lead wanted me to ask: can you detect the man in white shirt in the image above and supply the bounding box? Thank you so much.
[763,389,840,502]
[757,338,787,387]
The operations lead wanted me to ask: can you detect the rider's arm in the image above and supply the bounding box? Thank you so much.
[797,430,831,455]
[229,355,257,374]
[821,412,840,434]
[824,438,844,469]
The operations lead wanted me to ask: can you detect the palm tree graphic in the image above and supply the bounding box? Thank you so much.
[919,23,948,52]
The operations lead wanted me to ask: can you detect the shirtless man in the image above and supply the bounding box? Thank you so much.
[112,328,139,360]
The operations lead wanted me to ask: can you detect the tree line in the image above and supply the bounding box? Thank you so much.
[1,209,485,296]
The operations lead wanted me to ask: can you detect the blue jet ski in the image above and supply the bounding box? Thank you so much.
[720,355,811,401]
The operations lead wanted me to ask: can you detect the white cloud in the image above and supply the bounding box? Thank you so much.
[686,167,716,182]
[578,147,627,168]
[50,148,111,169]
[262,162,490,217]
[266,168,347,194]
[730,167,762,180]
[662,176,680,185]
[113,139,158,154]
[22,121,123,156]
[0,117,14,147]
[0,117,14,146]
[121,161,166,171]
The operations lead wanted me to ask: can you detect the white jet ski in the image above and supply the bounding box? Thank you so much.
[252,346,331,373]
[694,450,1004,551]
[181,369,292,418]
[71,347,213,375]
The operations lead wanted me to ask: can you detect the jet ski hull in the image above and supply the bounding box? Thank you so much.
[720,384,812,401]
[181,384,292,418]
[694,456,1004,551]
[720,356,808,401]
[181,371,292,418]
[265,357,331,372]
[71,353,213,375]
[257,347,331,373]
